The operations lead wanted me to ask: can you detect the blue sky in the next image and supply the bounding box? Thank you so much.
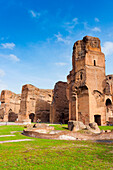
[0,0,113,93]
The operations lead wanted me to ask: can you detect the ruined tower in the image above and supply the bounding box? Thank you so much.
[67,36,106,125]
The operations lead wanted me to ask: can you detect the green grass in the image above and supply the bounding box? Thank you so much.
[50,124,113,131]
[0,125,112,169]
[99,126,113,131]
[49,124,68,130]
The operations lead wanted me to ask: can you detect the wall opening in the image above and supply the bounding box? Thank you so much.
[105,99,112,119]
[8,112,18,122]
[94,60,96,66]
[106,98,112,107]
[80,72,83,80]
[29,113,35,122]
[94,115,101,126]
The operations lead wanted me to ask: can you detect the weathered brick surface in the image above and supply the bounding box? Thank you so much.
[1,35,113,125]
[18,84,52,123]
[67,36,113,125]
[50,81,69,124]
[0,90,21,122]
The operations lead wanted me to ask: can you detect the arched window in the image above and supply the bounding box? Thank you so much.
[80,72,83,80]
[8,112,18,122]
[106,98,112,106]
[29,113,35,122]
[94,60,96,66]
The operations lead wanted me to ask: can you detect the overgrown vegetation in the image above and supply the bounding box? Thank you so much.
[0,125,112,169]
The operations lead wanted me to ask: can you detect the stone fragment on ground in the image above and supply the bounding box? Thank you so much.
[88,122,101,134]
[26,123,54,133]
[68,120,101,134]
[68,120,86,131]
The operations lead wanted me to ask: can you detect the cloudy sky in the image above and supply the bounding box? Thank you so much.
[0,0,113,93]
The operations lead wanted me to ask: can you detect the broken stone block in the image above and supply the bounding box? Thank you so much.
[68,120,86,131]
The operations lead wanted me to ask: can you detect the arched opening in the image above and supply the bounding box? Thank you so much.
[104,83,110,95]
[8,112,18,122]
[94,60,96,66]
[94,115,101,126]
[106,98,112,106]
[80,72,83,80]
[29,113,35,122]
[105,99,112,121]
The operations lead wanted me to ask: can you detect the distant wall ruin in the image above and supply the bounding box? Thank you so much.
[0,90,21,122]
[18,84,52,123]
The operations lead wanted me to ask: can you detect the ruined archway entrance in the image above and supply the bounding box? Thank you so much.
[94,115,101,126]
[106,98,112,121]
[106,98,112,107]
[29,113,35,122]
[8,112,18,122]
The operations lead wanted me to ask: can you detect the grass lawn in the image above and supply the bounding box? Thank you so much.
[99,126,113,131]
[50,124,113,131]
[0,125,112,169]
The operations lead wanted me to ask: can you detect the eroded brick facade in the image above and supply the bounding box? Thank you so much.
[67,36,113,125]
[0,36,113,125]
[18,84,52,123]
[0,90,21,122]
[50,81,69,124]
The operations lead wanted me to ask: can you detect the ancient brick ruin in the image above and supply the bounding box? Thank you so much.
[0,90,21,122]
[50,81,69,124]
[18,84,52,123]
[0,85,53,123]
[67,35,113,126]
[0,35,113,125]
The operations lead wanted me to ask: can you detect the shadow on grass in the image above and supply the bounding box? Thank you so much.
[62,127,69,130]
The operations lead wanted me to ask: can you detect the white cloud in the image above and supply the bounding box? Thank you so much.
[9,54,20,62]
[55,62,67,66]
[0,54,20,62]
[54,32,71,44]
[29,10,41,18]
[102,41,113,56]
[1,43,15,49]
[92,27,101,32]
[64,18,78,33]
[95,18,100,22]
[0,69,5,77]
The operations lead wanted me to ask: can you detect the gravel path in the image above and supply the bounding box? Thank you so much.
[0,139,33,143]
[0,135,15,137]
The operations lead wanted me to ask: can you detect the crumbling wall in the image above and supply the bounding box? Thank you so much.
[104,75,113,123]
[0,90,21,122]
[50,81,69,124]
[18,84,52,123]
[67,36,106,125]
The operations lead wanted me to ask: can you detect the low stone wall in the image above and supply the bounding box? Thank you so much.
[23,129,113,141]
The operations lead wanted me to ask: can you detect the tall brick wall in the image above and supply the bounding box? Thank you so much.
[67,36,107,125]
[0,90,21,122]
[18,84,52,123]
[50,81,69,124]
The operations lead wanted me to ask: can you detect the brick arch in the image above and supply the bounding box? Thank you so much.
[8,110,18,122]
[106,98,112,106]
[29,113,35,122]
